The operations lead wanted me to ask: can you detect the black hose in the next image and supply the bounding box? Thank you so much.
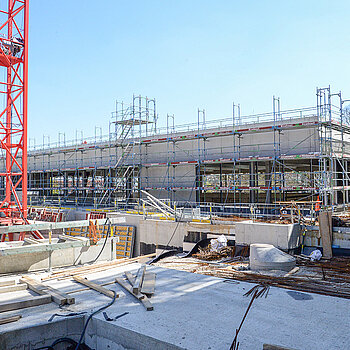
[92,217,111,263]
[74,290,117,350]
[34,336,78,350]
[51,337,78,347]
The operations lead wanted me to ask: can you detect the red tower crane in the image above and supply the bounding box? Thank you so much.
[0,1,28,232]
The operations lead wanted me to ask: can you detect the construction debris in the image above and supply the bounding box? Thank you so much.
[153,254,350,299]
[115,276,153,311]
[115,264,156,311]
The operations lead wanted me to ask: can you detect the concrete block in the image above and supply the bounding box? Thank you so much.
[235,221,301,250]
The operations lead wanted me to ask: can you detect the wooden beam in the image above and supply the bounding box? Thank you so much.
[133,264,146,294]
[0,294,51,313]
[0,280,15,287]
[24,237,42,245]
[20,276,75,306]
[125,271,136,286]
[141,272,156,296]
[42,253,156,281]
[0,284,27,294]
[0,315,22,325]
[58,234,87,242]
[319,211,333,259]
[115,277,153,311]
[283,267,300,278]
[263,344,298,350]
[73,276,118,299]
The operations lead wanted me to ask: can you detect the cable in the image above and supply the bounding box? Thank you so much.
[74,290,117,350]
[91,217,111,263]
[159,178,196,256]
[51,337,77,347]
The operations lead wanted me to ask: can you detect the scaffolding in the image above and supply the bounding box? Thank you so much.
[4,87,349,218]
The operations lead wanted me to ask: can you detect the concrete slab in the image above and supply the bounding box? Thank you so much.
[0,263,348,350]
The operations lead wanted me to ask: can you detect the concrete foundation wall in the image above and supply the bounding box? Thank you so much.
[108,213,234,256]
[0,237,117,274]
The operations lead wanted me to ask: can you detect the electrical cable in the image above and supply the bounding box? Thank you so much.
[91,216,111,263]
[159,177,196,256]
[74,290,117,350]
[51,337,77,347]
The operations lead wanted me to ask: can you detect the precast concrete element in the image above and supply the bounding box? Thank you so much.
[0,237,118,274]
[235,221,301,250]
[250,243,296,271]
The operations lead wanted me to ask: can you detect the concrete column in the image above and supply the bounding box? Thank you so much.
[42,172,46,197]
[63,171,68,200]
[265,161,272,204]
[346,161,349,204]
[126,168,132,201]
[219,163,223,203]
[281,160,286,202]
[249,162,258,203]
[195,164,201,203]
[82,170,88,199]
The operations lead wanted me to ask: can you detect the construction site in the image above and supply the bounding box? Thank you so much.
[0,1,349,350]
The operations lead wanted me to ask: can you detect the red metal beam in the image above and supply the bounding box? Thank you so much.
[0,0,28,234]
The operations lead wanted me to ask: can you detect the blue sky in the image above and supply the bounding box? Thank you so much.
[28,0,350,146]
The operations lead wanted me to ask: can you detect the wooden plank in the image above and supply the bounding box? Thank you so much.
[141,272,156,296]
[133,264,146,294]
[0,315,22,325]
[73,276,118,299]
[20,276,75,306]
[0,284,27,294]
[0,280,16,287]
[125,271,136,286]
[115,277,144,300]
[115,277,153,311]
[24,237,42,244]
[319,211,333,258]
[58,234,86,242]
[0,294,51,313]
[46,286,75,305]
[263,344,298,350]
[42,253,157,281]
[283,267,300,277]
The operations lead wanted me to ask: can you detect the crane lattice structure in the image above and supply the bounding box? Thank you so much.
[0,0,28,228]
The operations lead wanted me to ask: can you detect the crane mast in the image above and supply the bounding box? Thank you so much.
[0,0,28,233]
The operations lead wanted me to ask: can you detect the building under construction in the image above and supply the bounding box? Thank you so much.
[1,2,350,350]
[5,86,348,215]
